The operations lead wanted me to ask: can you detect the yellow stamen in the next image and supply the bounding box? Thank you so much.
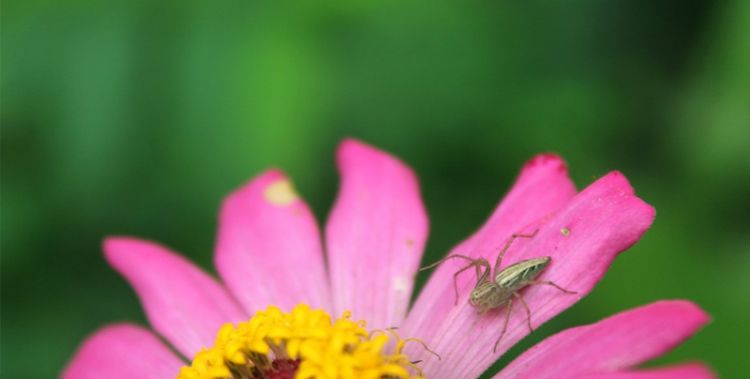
[177,304,429,379]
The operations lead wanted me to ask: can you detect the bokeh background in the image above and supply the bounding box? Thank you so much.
[3,1,749,377]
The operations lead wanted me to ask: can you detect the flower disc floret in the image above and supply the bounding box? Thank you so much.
[177,304,426,379]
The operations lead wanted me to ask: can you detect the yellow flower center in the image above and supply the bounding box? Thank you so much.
[177,304,435,379]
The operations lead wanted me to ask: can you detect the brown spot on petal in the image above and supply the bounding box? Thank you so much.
[560,227,571,237]
[405,238,414,247]
[264,179,298,206]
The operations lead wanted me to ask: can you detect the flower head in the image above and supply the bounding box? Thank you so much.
[177,304,427,379]
[63,139,713,378]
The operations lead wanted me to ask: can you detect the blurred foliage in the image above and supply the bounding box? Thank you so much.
[2,0,749,377]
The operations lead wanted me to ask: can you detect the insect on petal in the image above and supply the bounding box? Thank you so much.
[402,154,576,362]
[412,171,655,378]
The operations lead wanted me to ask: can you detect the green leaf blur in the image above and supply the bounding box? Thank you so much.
[2,1,748,377]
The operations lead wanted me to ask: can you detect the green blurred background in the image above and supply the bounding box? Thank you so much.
[2,1,749,377]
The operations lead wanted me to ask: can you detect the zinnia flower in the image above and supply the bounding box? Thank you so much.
[63,139,713,378]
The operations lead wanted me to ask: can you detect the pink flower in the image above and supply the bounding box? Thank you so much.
[63,139,713,378]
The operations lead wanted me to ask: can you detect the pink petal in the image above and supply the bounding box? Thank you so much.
[496,301,710,378]
[61,324,184,379]
[326,139,429,329]
[412,171,655,378]
[215,169,330,313]
[104,237,245,358]
[572,363,716,379]
[402,154,576,355]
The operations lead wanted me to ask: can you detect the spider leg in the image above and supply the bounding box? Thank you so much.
[493,299,514,353]
[420,254,477,271]
[451,258,490,305]
[421,254,492,305]
[513,292,533,333]
[493,230,539,274]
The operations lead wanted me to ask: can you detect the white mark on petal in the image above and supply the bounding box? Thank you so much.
[264,179,298,206]
[392,276,408,294]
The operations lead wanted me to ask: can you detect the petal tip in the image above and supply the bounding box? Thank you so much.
[589,171,656,230]
[664,300,712,326]
[62,323,183,379]
[257,171,298,207]
[523,153,568,173]
[337,138,383,161]
[102,236,145,263]
[62,324,135,379]
[339,137,369,150]
[642,201,657,224]
[254,168,289,185]
[681,362,718,378]
[336,138,416,179]
[228,168,289,197]
[515,154,575,193]
[598,171,636,195]
[263,179,298,207]
[222,169,299,212]
[102,237,172,273]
